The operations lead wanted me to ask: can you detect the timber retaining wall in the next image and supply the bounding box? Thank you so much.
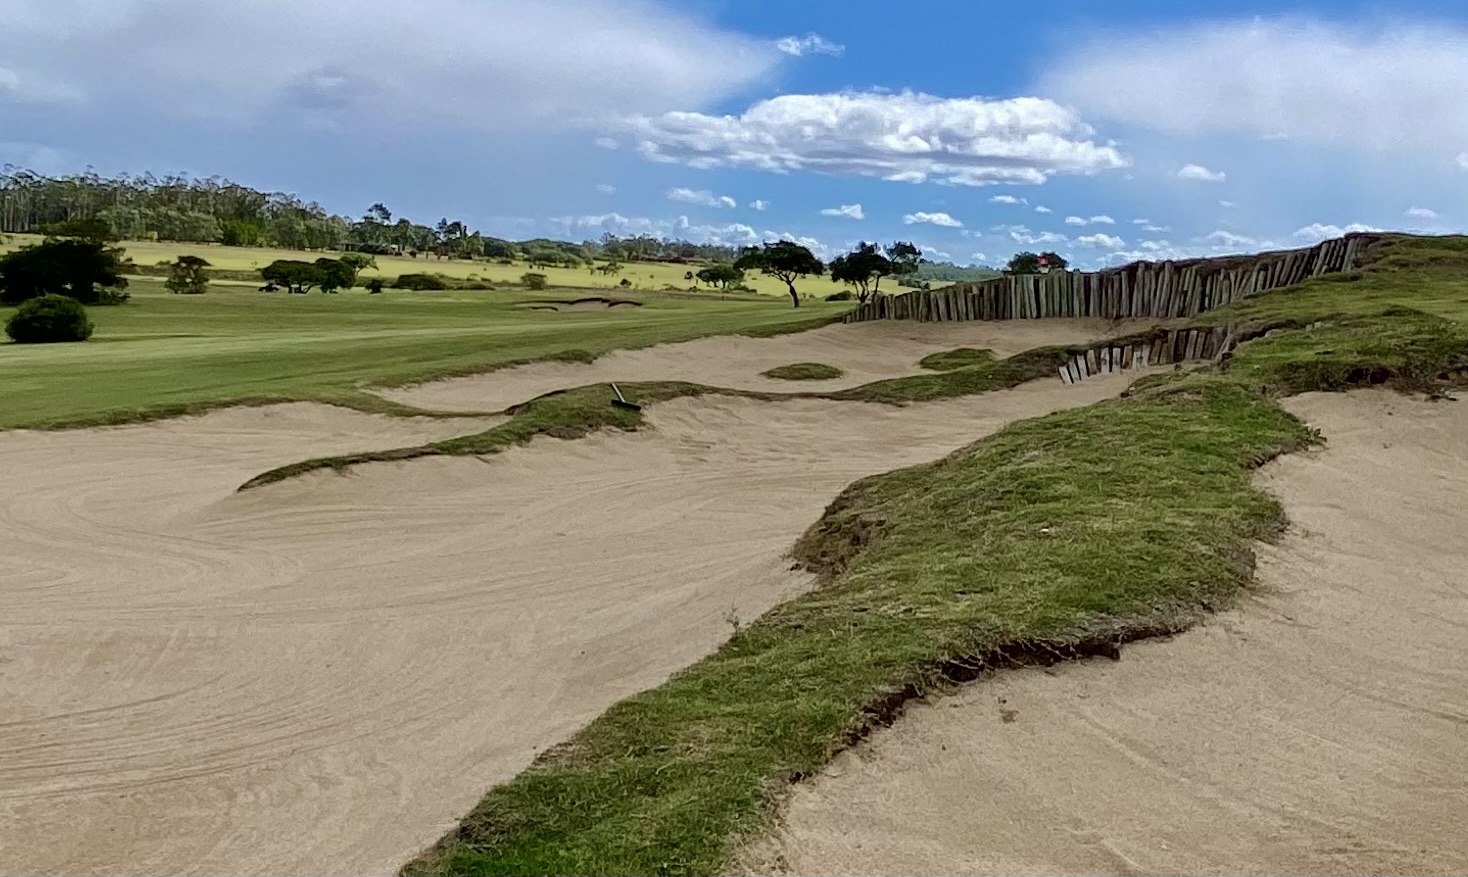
[843,233,1382,324]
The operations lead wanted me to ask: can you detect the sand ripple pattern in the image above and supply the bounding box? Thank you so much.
[0,371,1136,875]
[752,389,1468,876]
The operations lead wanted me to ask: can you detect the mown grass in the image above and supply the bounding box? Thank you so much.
[0,281,843,429]
[760,362,844,381]
[400,235,1468,876]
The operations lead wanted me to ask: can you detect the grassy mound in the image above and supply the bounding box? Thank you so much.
[761,362,844,380]
[399,235,1468,877]
[917,347,994,371]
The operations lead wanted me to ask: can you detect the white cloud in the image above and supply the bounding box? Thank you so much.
[1219,200,1236,207]
[1034,205,1053,213]
[1177,164,1227,183]
[989,194,1027,205]
[594,137,620,150]
[1292,222,1381,244]
[1203,230,1256,248]
[1077,233,1126,248]
[595,183,616,194]
[970,252,988,263]
[1131,218,1150,225]
[1089,214,1115,224]
[1011,230,1068,246]
[0,0,781,132]
[627,90,1129,187]
[549,212,839,256]
[1064,215,1115,226]
[903,211,964,228]
[1457,152,1468,171]
[1142,223,1171,233]
[820,203,865,219]
[1405,206,1439,219]
[667,187,737,208]
[775,33,845,57]
[1042,17,1468,162]
[1064,215,1088,225]
[749,199,769,211]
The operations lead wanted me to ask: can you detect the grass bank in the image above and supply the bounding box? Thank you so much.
[400,236,1468,876]
[0,281,842,429]
[760,362,844,380]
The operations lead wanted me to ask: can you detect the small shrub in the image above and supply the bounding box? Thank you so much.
[165,255,211,295]
[393,273,449,291]
[95,287,131,305]
[5,294,94,343]
[521,272,548,290]
[825,290,856,301]
[366,278,385,294]
[496,258,514,266]
[619,278,632,288]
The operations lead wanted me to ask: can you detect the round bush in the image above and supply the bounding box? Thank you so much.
[5,294,94,344]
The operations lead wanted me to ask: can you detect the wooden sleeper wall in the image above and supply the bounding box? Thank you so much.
[842,233,1378,325]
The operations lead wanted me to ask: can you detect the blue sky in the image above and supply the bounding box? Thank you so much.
[4,0,1468,267]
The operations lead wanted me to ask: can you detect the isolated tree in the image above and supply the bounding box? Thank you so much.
[829,242,892,302]
[314,258,356,293]
[41,217,119,244]
[885,241,922,282]
[695,263,744,290]
[165,255,211,294]
[1004,250,1069,275]
[735,241,825,307]
[5,294,94,343]
[0,238,128,305]
[597,259,624,276]
[521,272,548,290]
[260,259,325,294]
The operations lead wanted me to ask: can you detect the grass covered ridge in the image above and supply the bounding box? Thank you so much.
[760,362,844,380]
[401,236,1468,876]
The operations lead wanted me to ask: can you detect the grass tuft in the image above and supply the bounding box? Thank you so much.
[760,362,844,381]
[917,347,995,371]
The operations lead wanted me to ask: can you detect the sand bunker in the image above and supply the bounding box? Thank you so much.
[375,318,1148,413]
[751,389,1468,876]
[0,372,1146,875]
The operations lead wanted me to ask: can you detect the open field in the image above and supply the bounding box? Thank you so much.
[0,281,843,428]
[0,234,843,298]
[2,235,1466,875]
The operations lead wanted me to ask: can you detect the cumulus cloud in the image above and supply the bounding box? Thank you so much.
[1064,215,1115,226]
[1292,222,1381,244]
[1011,229,1068,246]
[1077,233,1126,248]
[1177,164,1227,182]
[627,90,1128,187]
[595,183,616,194]
[1202,230,1255,247]
[1219,200,1236,207]
[668,187,736,208]
[1406,206,1439,219]
[820,203,865,219]
[1034,205,1053,213]
[970,252,988,263]
[548,212,834,255]
[749,199,769,211]
[989,194,1027,205]
[1042,17,1468,163]
[775,33,845,57]
[903,211,964,227]
[0,0,781,134]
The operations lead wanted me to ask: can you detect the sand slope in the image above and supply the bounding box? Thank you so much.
[751,389,1468,876]
[375,318,1146,413]
[0,374,1141,875]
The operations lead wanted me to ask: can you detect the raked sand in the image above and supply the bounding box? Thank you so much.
[0,320,1139,875]
[747,389,1468,877]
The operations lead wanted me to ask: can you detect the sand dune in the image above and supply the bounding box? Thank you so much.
[0,369,1142,875]
[750,389,1468,876]
[374,318,1147,413]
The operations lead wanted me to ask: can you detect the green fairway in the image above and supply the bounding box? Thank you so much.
[0,281,843,429]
